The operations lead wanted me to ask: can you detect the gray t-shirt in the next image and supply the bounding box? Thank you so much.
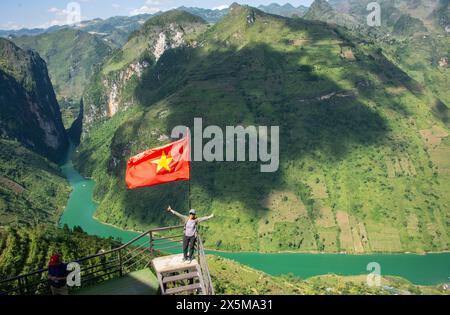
[169,209,213,237]
[185,219,197,237]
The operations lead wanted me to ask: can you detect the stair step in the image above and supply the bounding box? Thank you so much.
[165,283,202,295]
[160,265,197,275]
[163,272,199,284]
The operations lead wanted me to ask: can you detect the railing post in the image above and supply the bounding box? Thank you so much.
[23,275,29,295]
[17,278,24,295]
[149,231,154,256]
[118,249,123,277]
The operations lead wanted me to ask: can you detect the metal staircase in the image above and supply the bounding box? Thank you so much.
[154,256,203,295]
[151,228,214,295]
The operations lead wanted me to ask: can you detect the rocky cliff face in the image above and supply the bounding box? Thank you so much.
[0,38,68,162]
[82,10,208,132]
[103,60,150,118]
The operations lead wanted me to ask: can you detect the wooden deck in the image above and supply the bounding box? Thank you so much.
[74,268,159,295]
[152,254,199,273]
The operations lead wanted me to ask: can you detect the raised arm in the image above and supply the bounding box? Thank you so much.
[196,214,215,223]
[166,206,188,221]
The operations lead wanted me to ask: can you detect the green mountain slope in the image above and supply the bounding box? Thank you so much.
[0,38,68,161]
[0,139,70,227]
[322,0,450,110]
[75,6,449,254]
[376,31,450,107]
[13,29,112,128]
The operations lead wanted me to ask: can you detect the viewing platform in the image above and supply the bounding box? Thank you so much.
[75,268,159,295]
[0,226,214,296]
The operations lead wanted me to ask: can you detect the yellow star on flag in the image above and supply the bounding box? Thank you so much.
[151,152,173,173]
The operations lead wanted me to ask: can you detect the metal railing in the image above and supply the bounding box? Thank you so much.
[0,225,214,295]
[196,232,215,295]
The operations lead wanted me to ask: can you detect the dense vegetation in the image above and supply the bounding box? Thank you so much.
[75,6,449,254]
[0,225,117,279]
[0,140,70,227]
[0,225,119,294]
[208,256,447,295]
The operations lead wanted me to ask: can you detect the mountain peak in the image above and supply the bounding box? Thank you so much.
[308,0,333,12]
[304,0,335,20]
[141,9,207,33]
[281,3,296,9]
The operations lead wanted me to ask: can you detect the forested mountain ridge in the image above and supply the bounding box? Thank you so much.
[74,5,449,254]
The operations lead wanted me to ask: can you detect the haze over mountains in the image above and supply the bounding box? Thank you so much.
[0,3,310,39]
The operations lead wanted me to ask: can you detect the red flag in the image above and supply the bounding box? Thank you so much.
[125,136,190,189]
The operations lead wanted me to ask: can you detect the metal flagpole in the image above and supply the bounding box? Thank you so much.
[188,179,192,210]
[188,129,192,210]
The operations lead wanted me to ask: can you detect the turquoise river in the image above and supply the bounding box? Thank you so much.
[59,155,449,286]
